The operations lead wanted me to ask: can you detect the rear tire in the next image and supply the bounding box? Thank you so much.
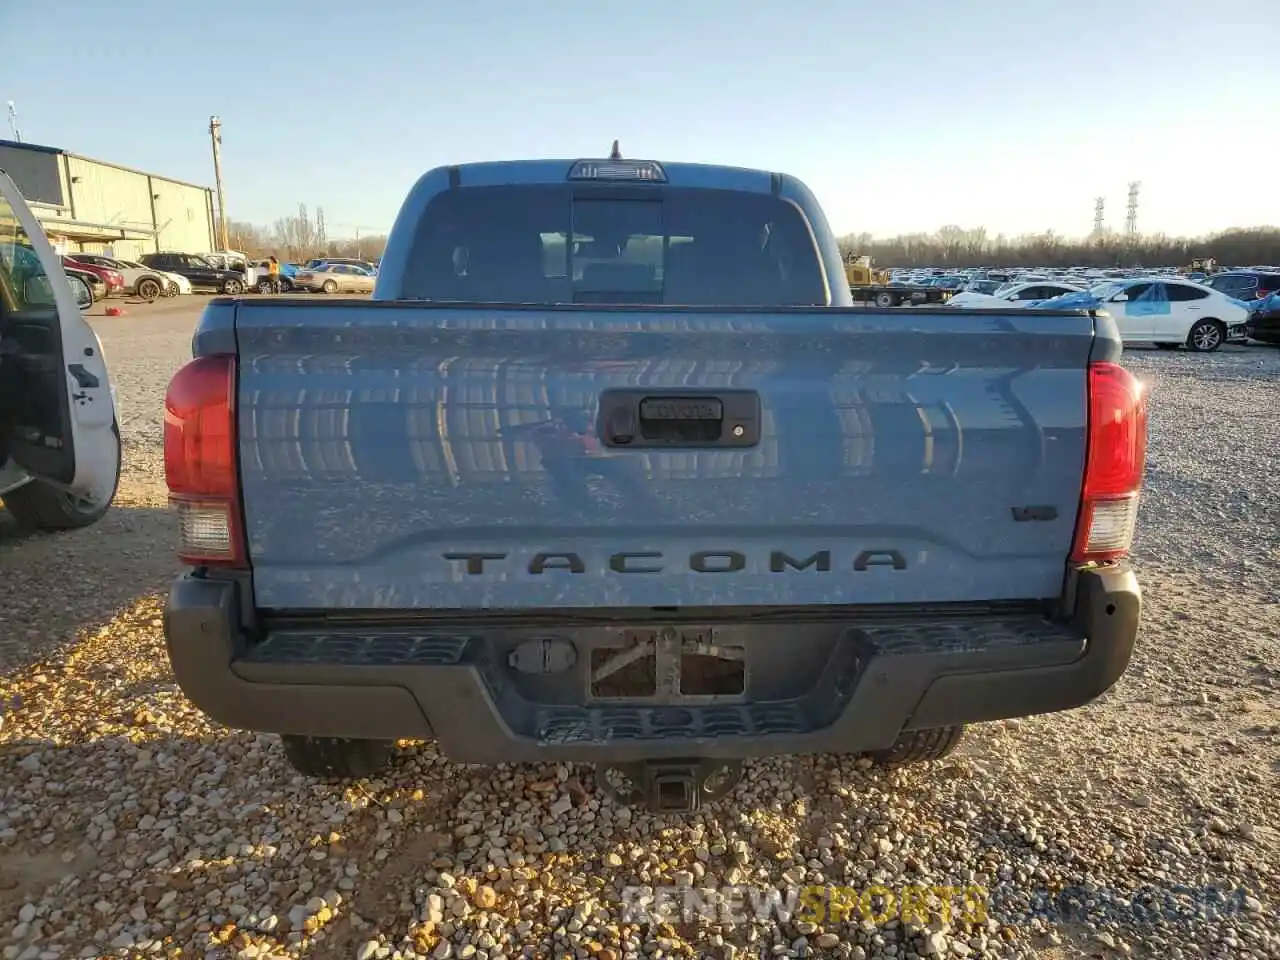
[136,277,162,302]
[280,736,395,779]
[874,291,895,308]
[257,279,273,294]
[322,279,338,294]
[222,278,244,295]
[867,725,965,767]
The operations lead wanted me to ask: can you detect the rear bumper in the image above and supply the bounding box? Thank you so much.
[164,566,1140,763]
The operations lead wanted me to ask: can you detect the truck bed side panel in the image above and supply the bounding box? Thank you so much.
[233,304,1094,610]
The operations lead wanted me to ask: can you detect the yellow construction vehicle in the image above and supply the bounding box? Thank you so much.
[842,254,942,307]
[844,254,890,287]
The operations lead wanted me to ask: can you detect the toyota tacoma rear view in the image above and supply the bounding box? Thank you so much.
[161,151,1146,812]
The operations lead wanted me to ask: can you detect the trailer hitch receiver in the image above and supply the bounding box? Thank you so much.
[597,758,743,813]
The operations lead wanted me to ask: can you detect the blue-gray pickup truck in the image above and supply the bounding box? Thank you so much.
[162,152,1147,812]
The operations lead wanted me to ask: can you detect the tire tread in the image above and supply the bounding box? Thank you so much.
[868,725,965,766]
[280,736,394,779]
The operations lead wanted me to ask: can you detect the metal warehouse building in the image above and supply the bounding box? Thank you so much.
[0,137,215,260]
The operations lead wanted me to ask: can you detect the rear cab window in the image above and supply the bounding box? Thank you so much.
[402,184,827,306]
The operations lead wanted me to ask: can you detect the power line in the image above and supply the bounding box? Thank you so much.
[1125,181,1140,237]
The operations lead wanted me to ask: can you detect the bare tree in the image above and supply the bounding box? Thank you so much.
[224,207,1280,271]
[837,225,1280,269]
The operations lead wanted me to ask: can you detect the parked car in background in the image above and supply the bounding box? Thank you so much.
[1204,270,1280,304]
[139,253,246,294]
[63,263,107,302]
[962,279,1003,295]
[947,280,1083,309]
[60,255,123,298]
[295,262,376,294]
[204,252,259,288]
[67,253,175,302]
[252,259,299,293]
[304,256,375,272]
[116,259,191,295]
[1247,291,1280,345]
[1032,279,1251,352]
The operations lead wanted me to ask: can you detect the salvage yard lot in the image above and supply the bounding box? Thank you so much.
[1,298,1278,960]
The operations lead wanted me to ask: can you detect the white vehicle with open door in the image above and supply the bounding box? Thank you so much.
[0,169,120,530]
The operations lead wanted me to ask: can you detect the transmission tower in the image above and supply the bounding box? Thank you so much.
[1093,197,1105,235]
[1125,181,1140,237]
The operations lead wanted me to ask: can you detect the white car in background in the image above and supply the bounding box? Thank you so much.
[1086,278,1251,352]
[117,259,192,295]
[66,253,190,299]
[946,280,1084,309]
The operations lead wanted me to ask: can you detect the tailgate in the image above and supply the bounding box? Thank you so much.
[234,303,1096,610]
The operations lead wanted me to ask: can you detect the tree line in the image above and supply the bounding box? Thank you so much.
[838,226,1280,269]
[215,205,1280,271]
[218,204,389,263]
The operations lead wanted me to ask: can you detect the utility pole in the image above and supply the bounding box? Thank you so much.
[1093,197,1105,236]
[6,102,20,142]
[209,116,229,251]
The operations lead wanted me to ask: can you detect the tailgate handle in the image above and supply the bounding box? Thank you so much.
[599,389,760,448]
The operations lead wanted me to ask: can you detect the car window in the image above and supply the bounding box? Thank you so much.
[1208,274,1256,296]
[403,183,826,306]
[1166,283,1208,301]
[187,255,212,268]
[1122,282,1152,300]
[0,192,56,313]
[1257,274,1280,293]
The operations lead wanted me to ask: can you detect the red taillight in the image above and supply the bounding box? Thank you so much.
[163,354,246,567]
[1071,362,1148,564]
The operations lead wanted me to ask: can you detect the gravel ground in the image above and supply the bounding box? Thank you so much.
[2,303,1277,960]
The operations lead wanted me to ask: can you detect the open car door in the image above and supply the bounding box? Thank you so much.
[0,169,119,522]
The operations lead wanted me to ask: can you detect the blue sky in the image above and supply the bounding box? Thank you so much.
[3,1,1276,241]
